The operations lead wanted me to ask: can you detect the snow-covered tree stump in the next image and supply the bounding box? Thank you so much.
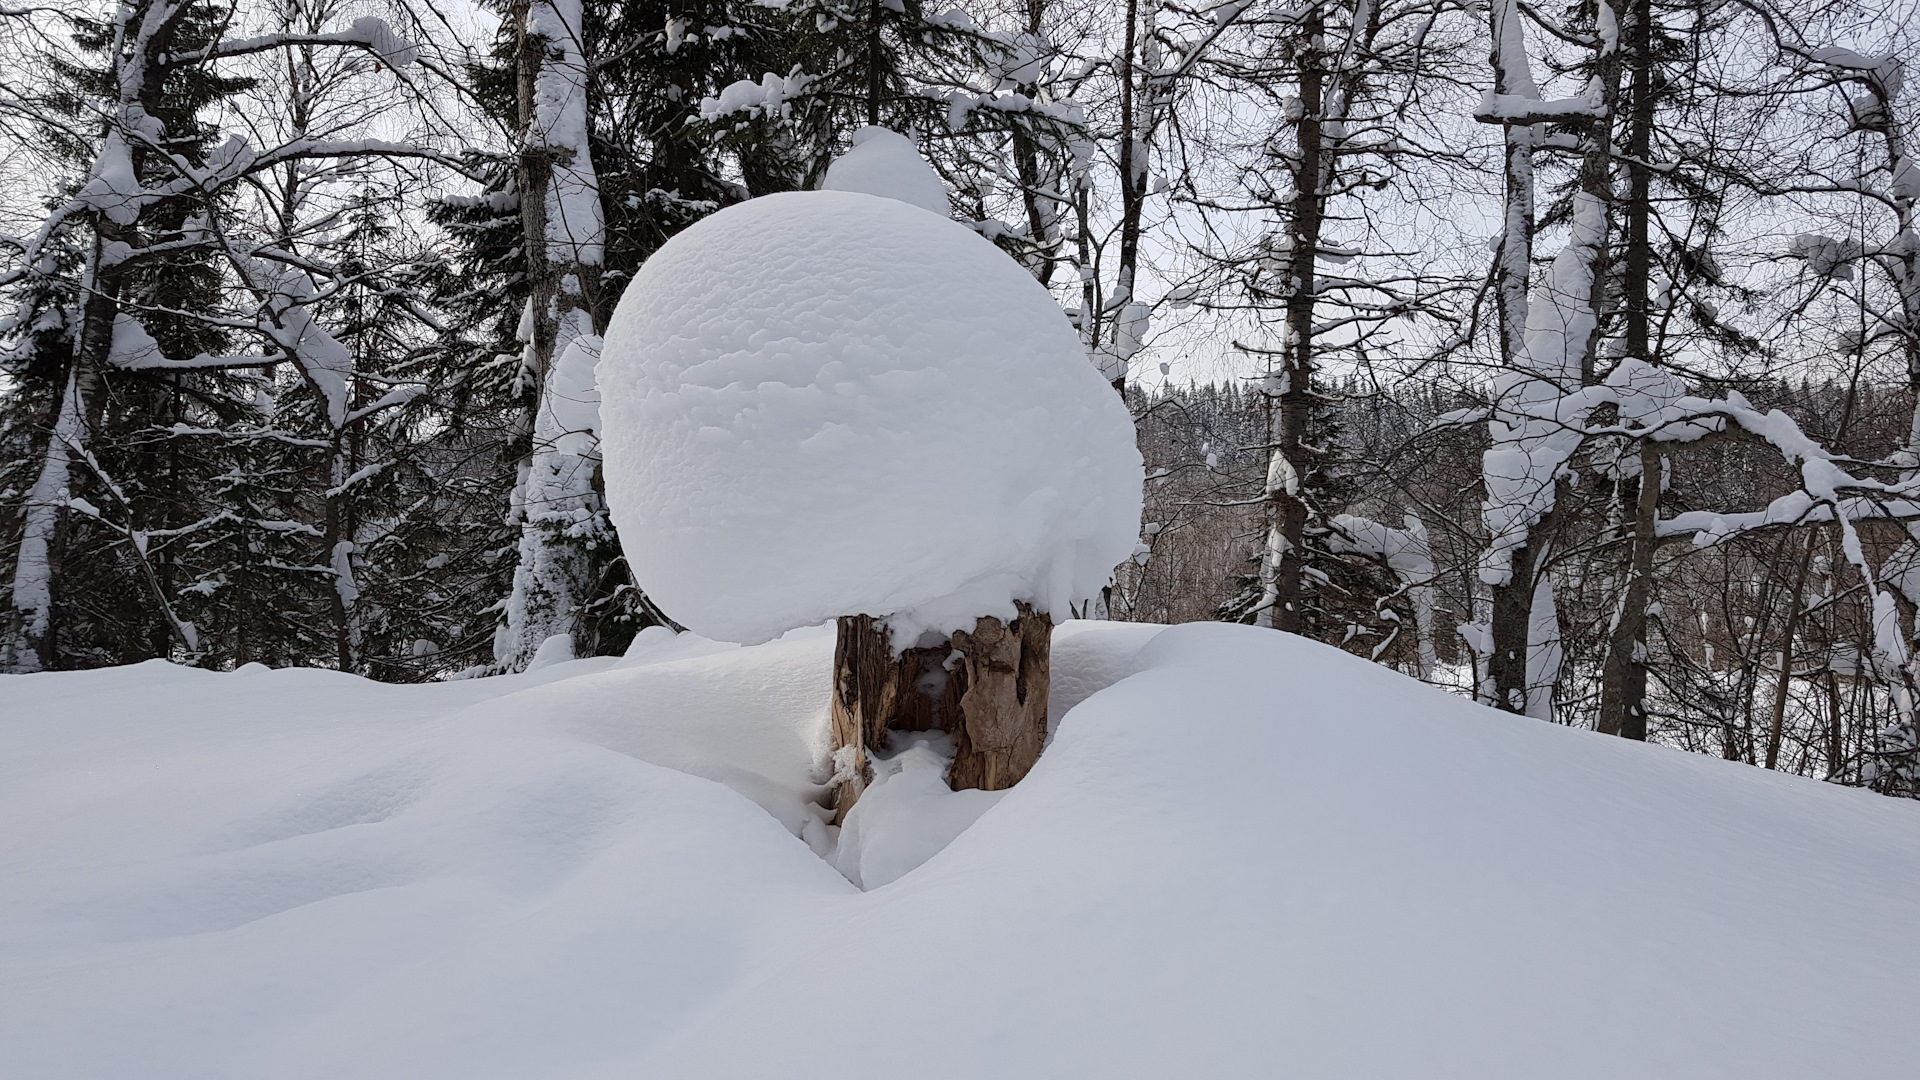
[595,155,1143,826]
[829,605,1051,819]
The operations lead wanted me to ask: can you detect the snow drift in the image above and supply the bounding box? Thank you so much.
[595,189,1144,645]
[4,623,1918,1079]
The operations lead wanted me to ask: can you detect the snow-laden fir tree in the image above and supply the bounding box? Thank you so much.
[0,0,449,672]
[0,0,243,669]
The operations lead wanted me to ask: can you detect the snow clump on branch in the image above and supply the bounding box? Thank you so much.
[819,126,951,215]
[597,189,1143,645]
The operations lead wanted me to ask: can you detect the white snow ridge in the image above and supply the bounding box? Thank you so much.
[596,188,1143,645]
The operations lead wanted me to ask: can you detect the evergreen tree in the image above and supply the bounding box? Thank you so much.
[1,0,253,669]
[0,0,445,671]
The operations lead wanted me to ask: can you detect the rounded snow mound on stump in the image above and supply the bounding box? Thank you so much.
[597,189,1144,645]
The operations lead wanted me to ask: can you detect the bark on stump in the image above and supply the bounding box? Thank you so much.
[828,604,1051,821]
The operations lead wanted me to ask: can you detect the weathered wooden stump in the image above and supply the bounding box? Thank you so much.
[828,604,1051,820]
[947,606,1051,791]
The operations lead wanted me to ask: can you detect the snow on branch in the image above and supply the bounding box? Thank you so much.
[325,463,388,499]
[699,71,810,121]
[1809,45,1904,88]
[347,384,430,426]
[210,17,419,67]
[1789,233,1866,279]
[1329,513,1440,677]
[1480,353,1920,689]
[1474,79,1609,126]
[164,423,331,449]
[228,252,353,428]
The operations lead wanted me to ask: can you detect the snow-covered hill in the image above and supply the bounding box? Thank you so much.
[3,622,1916,1078]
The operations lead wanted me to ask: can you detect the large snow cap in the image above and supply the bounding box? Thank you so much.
[598,189,1143,645]
[819,127,950,215]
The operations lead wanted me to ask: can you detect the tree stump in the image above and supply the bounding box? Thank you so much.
[947,603,1051,791]
[827,604,1052,820]
[828,615,897,820]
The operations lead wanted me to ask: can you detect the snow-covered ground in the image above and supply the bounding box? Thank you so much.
[4,621,1917,1078]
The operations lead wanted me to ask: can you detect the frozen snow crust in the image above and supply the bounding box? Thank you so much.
[6,623,1920,1079]
[598,189,1143,644]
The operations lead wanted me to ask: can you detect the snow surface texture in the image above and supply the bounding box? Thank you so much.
[831,732,1003,889]
[819,126,952,215]
[597,189,1144,644]
[6,622,1920,1079]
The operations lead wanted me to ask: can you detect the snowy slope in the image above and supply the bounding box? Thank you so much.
[3,623,1917,1079]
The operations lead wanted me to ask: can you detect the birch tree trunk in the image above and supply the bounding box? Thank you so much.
[1760,536,1817,767]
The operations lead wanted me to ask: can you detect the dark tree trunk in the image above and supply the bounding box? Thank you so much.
[1106,0,1143,396]
[866,0,883,127]
[1488,536,1543,714]
[1010,0,1057,287]
[1595,0,1654,737]
[1762,537,1816,767]
[1269,1,1326,637]
[1598,445,1661,739]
